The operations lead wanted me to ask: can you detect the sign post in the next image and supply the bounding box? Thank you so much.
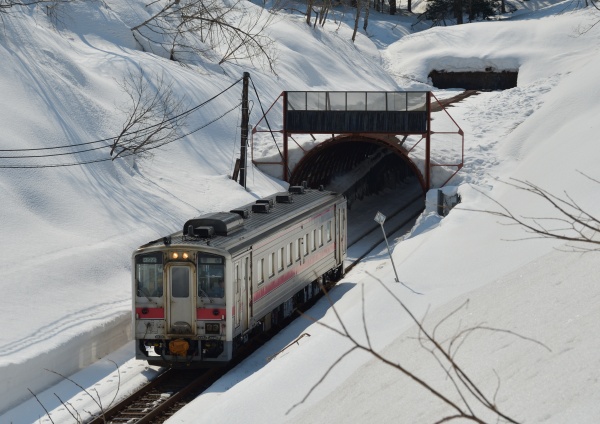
[374,212,400,283]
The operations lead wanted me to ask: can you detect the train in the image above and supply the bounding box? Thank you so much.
[132,186,347,367]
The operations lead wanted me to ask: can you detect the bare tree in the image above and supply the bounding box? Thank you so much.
[29,361,122,423]
[0,0,69,12]
[305,0,315,24]
[351,0,361,41]
[131,0,277,72]
[290,279,549,423]
[318,0,331,26]
[305,0,333,27]
[463,175,600,252]
[284,173,600,421]
[578,0,600,34]
[362,0,370,30]
[389,0,396,14]
[111,69,188,161]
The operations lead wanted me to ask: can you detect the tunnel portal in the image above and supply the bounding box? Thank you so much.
[251,90,464,193]
[429,70,518,90]
[290,137,420,199]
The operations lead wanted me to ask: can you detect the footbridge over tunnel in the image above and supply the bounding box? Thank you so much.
[250,90,464,197]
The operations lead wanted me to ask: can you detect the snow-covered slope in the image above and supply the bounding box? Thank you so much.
[1,0,600,422]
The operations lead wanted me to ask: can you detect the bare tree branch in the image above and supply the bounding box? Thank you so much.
[131,0,277,72]
[460,177,600,252]
[111,68,188,160]
[28,388,55,424]
[290,270,549,423]
[0,0,69,12]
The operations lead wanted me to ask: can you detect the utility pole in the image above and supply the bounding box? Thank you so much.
[239,72,250,189]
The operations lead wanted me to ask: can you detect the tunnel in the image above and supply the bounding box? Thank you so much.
[429,70,518,90]
[288,136,423,203]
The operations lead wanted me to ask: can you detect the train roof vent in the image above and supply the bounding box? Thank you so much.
[289,186,305,194]
[276,193,294,203]
[183,212,244,236]
[187,225,214,238]
[252,203,270,213]
[256,198,274,208]
[230,208,250,219]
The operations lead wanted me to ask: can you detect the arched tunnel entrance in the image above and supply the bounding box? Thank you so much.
[289,136,426,247]
[250,89,464,243]
[289,136,424,205]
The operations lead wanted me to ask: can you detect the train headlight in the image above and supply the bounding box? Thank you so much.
[172,252,179,259]
[182,252,189,259]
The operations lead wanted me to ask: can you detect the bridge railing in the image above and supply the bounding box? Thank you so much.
[285,91,429,134]
[286,91,428,112]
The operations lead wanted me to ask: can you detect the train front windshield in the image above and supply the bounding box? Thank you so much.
[198,254,225,299]
[135,252,164,297]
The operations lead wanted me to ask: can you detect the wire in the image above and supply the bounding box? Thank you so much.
[231,99,242,172]
[249,75,292,179]
[0,144,110,159]
[0,102,242,169]
[0,77,243,153]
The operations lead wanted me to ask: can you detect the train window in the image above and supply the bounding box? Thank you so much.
[278,247,284,271]
[296,239,301,261]
[171,266,190,298]
[197,254,225,298]
[326,221,332,242]
[135,252,164,298]
[312,229,317,251]
[288,242,293,266]
[319,226,324,247]
[257,258,264,285]
[269,252,275,277]
[303,234,309,256]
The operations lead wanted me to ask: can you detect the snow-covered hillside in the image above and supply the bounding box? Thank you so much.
[1,0,600,422]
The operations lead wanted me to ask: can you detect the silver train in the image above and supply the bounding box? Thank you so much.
[133,186,347,366]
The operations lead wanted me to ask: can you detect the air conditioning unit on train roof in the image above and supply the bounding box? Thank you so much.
[230,208,250,219]
[187,225,214,238]
[183,212,244,237]
[256,198,274,208]
[276,193,293,203]
[252,203,270,213]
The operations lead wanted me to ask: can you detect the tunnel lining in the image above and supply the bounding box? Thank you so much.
[290,137,424,196]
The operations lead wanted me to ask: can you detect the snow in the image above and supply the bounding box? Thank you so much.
[1,0,600,423]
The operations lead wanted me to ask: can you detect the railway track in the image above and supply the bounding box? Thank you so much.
[345,193,424,274]
[86,194,424,424]
[87,332,274,424]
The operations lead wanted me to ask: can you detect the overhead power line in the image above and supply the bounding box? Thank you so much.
[0,77,243,168]
[0,101,242,169]
[1,77,242,154]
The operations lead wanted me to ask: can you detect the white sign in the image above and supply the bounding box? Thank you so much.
[374,211,386,225]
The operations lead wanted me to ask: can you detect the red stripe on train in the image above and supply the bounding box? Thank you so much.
[197,308,226,320]
[135,307,164,319]
[253,244,336,303]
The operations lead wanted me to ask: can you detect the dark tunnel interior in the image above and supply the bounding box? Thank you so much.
[289,141,418,201]
[429,70,518,91]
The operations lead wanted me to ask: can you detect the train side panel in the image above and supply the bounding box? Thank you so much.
[248,202,345,327]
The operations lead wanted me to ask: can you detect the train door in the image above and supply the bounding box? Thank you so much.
[233,255,251,333]
[335,206,341,262]
[341,205,347,256]
[166,264,196,335]
[335,203,347,263]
